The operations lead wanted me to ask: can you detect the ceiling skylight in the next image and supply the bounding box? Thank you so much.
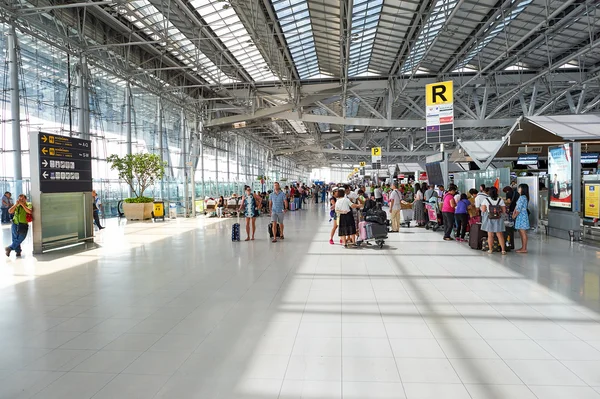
[119,0,236,85]
[457,0,534,68]
[401,0,459,74]
[190,0,279,82]
[271,0,320,79]
[348,0,384,77]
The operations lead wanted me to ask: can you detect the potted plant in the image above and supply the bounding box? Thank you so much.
[107,153,166,221]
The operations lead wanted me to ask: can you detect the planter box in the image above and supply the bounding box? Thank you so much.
[123,202,154,221]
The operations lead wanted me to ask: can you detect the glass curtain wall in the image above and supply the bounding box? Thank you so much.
[0,24,307,217]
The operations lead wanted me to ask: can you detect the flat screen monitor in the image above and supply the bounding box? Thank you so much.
[425,162,444,186]
[548,143,573,211]
[581,153,599,164]
[516,155,539,165]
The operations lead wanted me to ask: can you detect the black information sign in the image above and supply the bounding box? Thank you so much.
[372,160,382,170]
[38,134,93,193]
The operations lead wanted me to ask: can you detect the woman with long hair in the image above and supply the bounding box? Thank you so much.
[238,186,260,241]
[513,183,531,253]
[413,182,426,227]
[335,188,361,247]
[480,186,507,254]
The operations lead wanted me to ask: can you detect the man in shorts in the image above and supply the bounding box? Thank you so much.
[269,182,288,243]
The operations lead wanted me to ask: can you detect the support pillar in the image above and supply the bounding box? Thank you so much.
[215,137,219,196]
[226,137,230,195]
[125,82,133,197]
[8,26,22,194]
[181,109,188,217]
[158,98,164,198]
[77,54,89,139]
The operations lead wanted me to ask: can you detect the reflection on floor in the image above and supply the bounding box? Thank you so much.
[0,205,599,399]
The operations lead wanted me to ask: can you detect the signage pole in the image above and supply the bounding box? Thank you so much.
[158,98,164,199]
[8,26,22,194]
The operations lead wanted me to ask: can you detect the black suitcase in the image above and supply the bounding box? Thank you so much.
[268,222,281,238]
[504,225,514,252]
[469,223,486,250]
[366,222,388,239]
[232,223,240,241]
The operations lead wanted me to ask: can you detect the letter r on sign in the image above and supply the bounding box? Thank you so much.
[432,85,447,103]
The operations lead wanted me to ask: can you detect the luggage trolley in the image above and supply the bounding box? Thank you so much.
[424,203,440,232]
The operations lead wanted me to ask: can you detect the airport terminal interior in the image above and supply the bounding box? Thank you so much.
[1,0,600,398]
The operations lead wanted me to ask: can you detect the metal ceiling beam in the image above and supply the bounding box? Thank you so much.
[271,112,517,129]
[205,86,343,127]
[457,0,582,91]
[274,147,435,157]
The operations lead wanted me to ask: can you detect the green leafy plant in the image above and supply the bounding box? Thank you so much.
[124,196,154,204]
[107,153,166,199]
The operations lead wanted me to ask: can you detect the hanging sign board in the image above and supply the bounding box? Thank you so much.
[359,161,366,167]
[38,134,92,193]
[425,81,454,144]
[371,147,382,169]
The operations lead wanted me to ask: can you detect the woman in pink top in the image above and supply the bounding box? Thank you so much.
[441,184,457,241]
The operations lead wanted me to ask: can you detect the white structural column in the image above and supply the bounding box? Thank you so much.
[125,82,133,197]
[181,109,188,217]
[125,83,132,156]
[77,54,89,139]
[158,98,164,198]
[215,137,219,196]
[8,26,22,193]
[226,137,230,192]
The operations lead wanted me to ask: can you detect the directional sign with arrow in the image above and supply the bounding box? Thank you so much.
[38,133,92,193]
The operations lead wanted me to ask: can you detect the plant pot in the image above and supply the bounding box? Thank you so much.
[122,202,154,221]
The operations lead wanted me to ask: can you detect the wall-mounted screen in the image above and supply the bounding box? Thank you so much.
[425,162,444,186]
[516,155,539,166]
[548,143,573,210]
[581,153,599,164]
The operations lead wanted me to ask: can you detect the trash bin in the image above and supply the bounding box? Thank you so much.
[152,201,165,221]
[169,203,177,219]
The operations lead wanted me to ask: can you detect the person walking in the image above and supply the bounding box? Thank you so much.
[239,186,260,241]
[441,184,457,241]
[269,182,288,243]
[513,183,530,253]
[480,186,507,254]
[1,191,13,224]
[92,190,104,230]
[335,188,361,247]
[5,194,32,257]
[389,184,402,232]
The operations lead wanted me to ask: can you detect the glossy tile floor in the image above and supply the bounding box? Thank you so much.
[1,204,600,398]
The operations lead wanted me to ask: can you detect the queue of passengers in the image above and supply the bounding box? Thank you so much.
[328,181,531,254]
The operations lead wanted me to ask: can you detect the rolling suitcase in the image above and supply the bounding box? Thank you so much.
[232,221,241,241]
[366,222,388,239]
[290,201,297,211]
[503,224,514,252]
[469,223,485,250]
[268,222,280,238]
[358,221,368,241]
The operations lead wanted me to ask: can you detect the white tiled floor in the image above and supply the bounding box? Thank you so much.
[1,204,600,398]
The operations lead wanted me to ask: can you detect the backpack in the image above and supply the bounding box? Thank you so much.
[487,198,502,220]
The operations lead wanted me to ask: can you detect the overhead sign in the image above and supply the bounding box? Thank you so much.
[38,134,92,193]
[425,81,454,144]
[359,161,366,167]
[371,147,382,168]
